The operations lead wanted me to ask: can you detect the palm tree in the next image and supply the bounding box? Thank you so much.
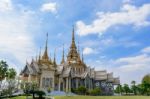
[131,81,136,86]
[123,84,130,95]
[131,81,137,95]
[136,84,143,95]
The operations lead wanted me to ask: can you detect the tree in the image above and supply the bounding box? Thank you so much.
[89,87,101,96]
[131,81,137,95]
[115,84,123,95]
[30,82,38,99]
[6,68,16,80]
[123,84,130,95]
[23,82,31,98]
[142,74,150,95]
[6,68,17,97]
[0,60,8,97]
[0,60,8,87]
[136,84,143,95]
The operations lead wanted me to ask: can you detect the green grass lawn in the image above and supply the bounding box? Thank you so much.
[10,96,150,99]
[55,96,150,99]
[10,96,31,99]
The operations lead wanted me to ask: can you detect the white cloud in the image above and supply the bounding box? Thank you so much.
[141,46,150,53]
[122,0,133,4]
[83,47,94,55]
[89,46,150,84]
[0,0,13,12]
[100,37,115,46]
[111,47,150,84]
[123,41,140,48]
[40,2,57,13]
[107,46,150,73]
[112,53,150,84]
[115,54,150,72]
[76,4,150,36]
[0,0,39,73]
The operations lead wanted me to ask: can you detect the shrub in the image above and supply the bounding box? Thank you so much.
[89,87,101,96]
[77,86,87,95]
[71,88,76,93]
[35,90,45,99]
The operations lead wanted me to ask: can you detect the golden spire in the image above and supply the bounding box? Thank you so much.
[81,48,84,62]
[61,44,65,64]
[72,25,75,43]
[70,25,76,49]
[38,47,41,63]
[42,33,49,60]
[53,49,57,66]
[67,26,78,63]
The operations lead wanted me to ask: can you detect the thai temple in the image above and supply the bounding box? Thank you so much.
[20,27,120,95]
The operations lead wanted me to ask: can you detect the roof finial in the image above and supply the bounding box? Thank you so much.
[53,48,57,66]
[72,25,75,42]
[42,33,49,60]
[70,25,77,49]
[81,48,84,62]
[46,33,48,49]
[38,47,41,63]
[49,52,52,63]
[61,44,65,64]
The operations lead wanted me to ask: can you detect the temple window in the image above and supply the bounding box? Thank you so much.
[45,78,50,87]
[42,77,53,88]
[50,78,53,87]
[42,77,45,87]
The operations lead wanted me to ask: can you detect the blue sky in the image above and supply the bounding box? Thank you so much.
[0,0,150,85]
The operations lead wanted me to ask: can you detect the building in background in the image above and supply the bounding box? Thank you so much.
[20,27,120,95]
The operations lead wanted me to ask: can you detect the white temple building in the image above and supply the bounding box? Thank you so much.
[20,27,120,95]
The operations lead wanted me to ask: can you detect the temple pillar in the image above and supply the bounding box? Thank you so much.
[66,78,68,92]
[84,78,86,88]
[52,78,54,91]
[69,77,71,92]
[75,78,77,88]
[63,79,65,91]
[58,77,61,91]
[76,78,78,88]
[88,79,90,90]
[91,79,93,89]
[40,77,42,89]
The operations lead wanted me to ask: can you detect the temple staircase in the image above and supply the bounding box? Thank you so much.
[45,90,77,96]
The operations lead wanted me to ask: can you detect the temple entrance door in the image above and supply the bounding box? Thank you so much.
[55,83,58,90]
